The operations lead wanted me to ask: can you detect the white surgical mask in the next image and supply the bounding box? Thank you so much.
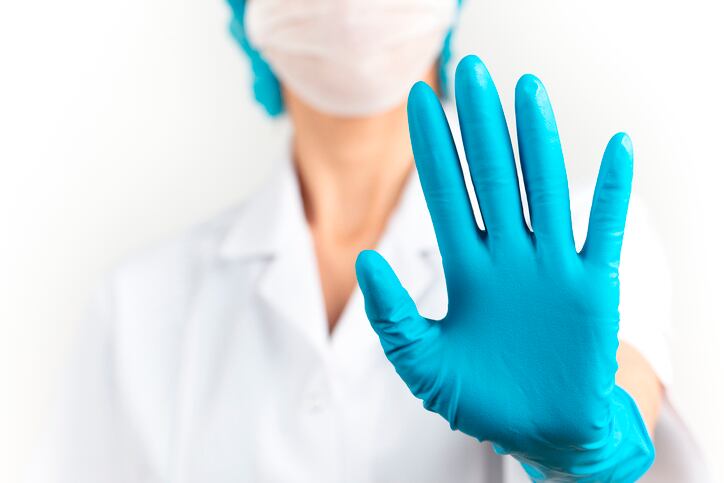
[244,0,457,117]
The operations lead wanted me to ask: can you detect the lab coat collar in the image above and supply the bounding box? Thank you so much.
[216,158,440,355]
[218,158,438,262]
[218,160,301,260]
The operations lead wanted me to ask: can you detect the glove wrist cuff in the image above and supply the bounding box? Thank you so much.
[507,386,655,482]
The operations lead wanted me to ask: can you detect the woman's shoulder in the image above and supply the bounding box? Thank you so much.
[95,198,259,323]
[114,204,245,281]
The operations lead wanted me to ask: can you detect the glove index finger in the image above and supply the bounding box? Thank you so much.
[408,82,481,266]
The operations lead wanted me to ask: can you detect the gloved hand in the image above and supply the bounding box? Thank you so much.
[356,55,654,481]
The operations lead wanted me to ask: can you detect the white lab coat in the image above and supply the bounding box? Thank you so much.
[29,157,707,482]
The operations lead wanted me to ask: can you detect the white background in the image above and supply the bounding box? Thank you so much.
[1,0,722,481]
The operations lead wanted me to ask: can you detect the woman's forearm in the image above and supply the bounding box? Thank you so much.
[616,341,664,436]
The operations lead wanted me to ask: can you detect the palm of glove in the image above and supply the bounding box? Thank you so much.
[356,56,634,456]
[401,248,619,452]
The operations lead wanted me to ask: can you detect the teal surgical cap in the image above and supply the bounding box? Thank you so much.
[226,0,463,116]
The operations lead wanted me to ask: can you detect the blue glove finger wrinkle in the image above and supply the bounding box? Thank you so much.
[408,81,482,266]
[582,132,635,269]
[455,56,528,241]
[357,55,654,482]
[355,250,444,401]
[515,74,577,256]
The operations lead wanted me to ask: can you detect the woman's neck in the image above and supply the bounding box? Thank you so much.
[289,98,414,241]
[282,67,438,330]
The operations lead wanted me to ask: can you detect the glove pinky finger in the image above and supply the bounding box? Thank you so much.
[581,132,634,268]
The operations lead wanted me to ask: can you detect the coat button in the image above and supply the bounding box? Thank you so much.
[306,393,325,413]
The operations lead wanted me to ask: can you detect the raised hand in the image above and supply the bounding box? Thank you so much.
[355,55,654,481]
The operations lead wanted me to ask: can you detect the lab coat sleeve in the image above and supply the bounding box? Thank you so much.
[26,276,150,483]
[569,191,672,386]
[605,196,711,481]
[617,196,674,386]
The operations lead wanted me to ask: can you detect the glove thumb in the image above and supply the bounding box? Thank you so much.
[355,250,434,358]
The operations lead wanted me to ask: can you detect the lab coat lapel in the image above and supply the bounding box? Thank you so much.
[172,163,328,480]
[331,169,443,366]
[171,259,252,482]
[256,229,328,354]
[218,161,443,366]
[220,160,329,353]
[379,169,441,306]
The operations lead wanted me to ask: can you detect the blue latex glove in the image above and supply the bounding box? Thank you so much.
[356,55,654,481]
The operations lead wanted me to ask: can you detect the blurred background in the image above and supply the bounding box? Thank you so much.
[0,0,722,480]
